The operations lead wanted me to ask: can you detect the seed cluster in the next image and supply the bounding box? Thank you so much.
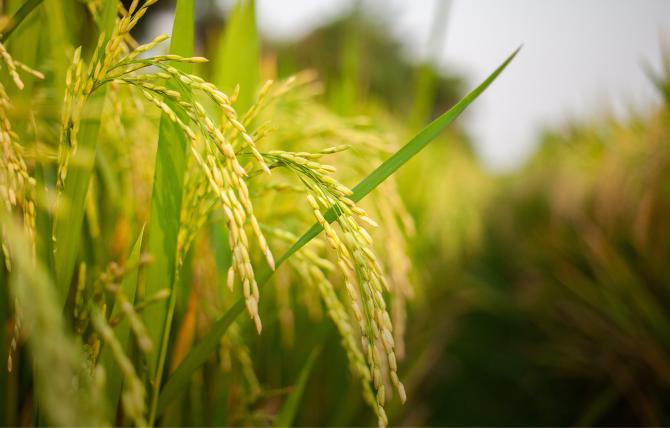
[0,43,43,377]
[56,0,276,333]
[369,179,415,360]
[58,0,157,190]
[246,75,416,363]
[108,51,277,333]
[263,149,406,426]
[267,226,382,423]
[0,41,42,269]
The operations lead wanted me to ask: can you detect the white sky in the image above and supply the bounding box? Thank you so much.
[252,0,670,171]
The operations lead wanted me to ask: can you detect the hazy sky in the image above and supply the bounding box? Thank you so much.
[251,0,670,171]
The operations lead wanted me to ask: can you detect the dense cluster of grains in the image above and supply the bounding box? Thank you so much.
[259,146,406,426]
[0,41,42,269]
[267,226,383,421]
[366,175,415,360]
[0,42,44,378]
[194,73,415,425]
[57,0,158,191]
[56,0,276,333]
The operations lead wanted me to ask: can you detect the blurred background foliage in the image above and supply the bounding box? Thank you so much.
[2,0,670,426]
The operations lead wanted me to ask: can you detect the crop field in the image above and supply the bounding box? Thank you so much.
[0,0,669,426]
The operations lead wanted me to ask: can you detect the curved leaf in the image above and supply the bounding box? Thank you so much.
[275,347,322,427]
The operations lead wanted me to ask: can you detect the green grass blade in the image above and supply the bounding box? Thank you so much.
[155,299,244,416]
[98,0,117,34]
[42,0,71,93]
[156,47,520,414]
[212,0,259,112]
[275,347,321,427]
[52,123,100,302]
[51,0,118,307]
[142,0,194,424]
[0,0,44,42]
[98,227,145,419]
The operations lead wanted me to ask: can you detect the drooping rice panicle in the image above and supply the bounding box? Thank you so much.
[264,225,383,422]
[247,74,417,365]
[0,41,42,269]
[260,149,406,426]
[53,2,278,334]
[1,213,108,426]
[0,39,45,388]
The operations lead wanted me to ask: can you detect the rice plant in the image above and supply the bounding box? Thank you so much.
[0,0,516,425]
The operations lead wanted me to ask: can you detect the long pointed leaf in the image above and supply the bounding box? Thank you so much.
[212,0,259,112]
[156,47,520,414]
[98,227,145,419]
[51,0,119,307]
[0,0,43,42]
[275,347,321,427]
[142,0,194,424]
[42,0,70,92]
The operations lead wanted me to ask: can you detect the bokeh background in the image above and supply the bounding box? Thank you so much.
[112,0,670,425]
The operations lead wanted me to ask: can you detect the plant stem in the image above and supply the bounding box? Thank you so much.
[0,0,43,42]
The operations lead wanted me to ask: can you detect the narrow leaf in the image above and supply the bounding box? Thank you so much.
[275,347,321,427]
[42,0,75,93]
[156,47,520,414]
[0,0,43,42]
[212,0,259,112]
[98,227,145,419]
[142,0,194,423]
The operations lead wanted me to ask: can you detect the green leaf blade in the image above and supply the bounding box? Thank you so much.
[156,300,245,417]
[275,347,321,427]
[142,0,194,423]
[212,0,259,112]
[0,0,44,42]
[98,227,145,419]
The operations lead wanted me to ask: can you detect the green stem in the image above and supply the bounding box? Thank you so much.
[0,0,44,42]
